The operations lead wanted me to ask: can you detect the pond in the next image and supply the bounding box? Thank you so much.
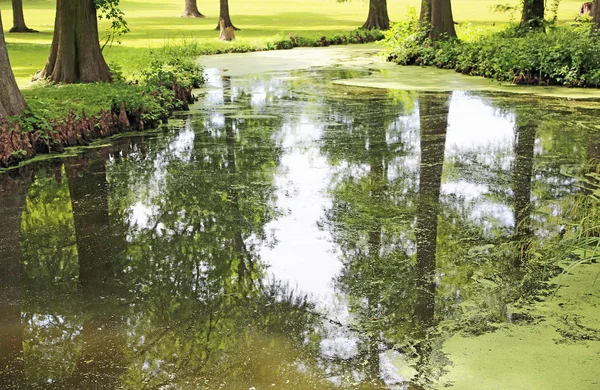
[1,47,599,389]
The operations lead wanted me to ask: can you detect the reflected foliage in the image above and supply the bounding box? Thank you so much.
[0,69,599,389]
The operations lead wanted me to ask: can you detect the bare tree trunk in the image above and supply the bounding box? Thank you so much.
[181,0,205,18]
[593,0,600,29]
[0,13,25,118]
[430,0,457,41]
[521,0,545,28]
[9,0,37,33]
[214,0,239,30]
[362,0,390,30]
[38,0,111,84]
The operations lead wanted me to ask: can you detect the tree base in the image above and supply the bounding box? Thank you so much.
[180,11,206,18]
[219,27,235,41]
[8,27,38,33]
[362,21,389,30]
[214,24,240,31]
[362,12,390,30]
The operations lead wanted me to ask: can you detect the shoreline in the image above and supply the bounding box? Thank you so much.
[1,31,384,171]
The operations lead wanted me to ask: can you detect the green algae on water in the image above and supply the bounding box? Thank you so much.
[440,262,600,390]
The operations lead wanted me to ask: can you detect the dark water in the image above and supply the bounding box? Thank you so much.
[1,67,599,389]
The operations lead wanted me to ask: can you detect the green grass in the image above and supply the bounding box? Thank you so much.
[21,83,150,120]
[1,0,590,86]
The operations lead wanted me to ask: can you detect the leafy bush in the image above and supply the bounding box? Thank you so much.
[140,47,205,89]
[383,14,600,87]
[16,45,206,146]
[381,9,434,65]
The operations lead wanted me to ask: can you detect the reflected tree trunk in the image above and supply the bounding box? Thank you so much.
[66,153,126,388]
[367,121,388,259]
[412,92,449,388]
[585,128,600,236]
[587,127,600,189]
[414,93,448,329]
[512,124,536,267]
[588,128,600,165]
[366,339,387,388]
[0,172,30,388]
[364,120,389,387]
[223,76,252,287]
[226,118,253,286]
[75,312,126,388]
[66,154,113,290]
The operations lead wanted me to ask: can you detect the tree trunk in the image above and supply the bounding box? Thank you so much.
[521,0,545,28]
[420,0,432,27]
[38,0,111,84]
[430,0,457,41]
[9,0,37,33]
[362,0,390,30]
[0,12,26,118]
[593,0,600,29]
[215,0,239,30]
[181,0,205,18]
[0,174,29,389]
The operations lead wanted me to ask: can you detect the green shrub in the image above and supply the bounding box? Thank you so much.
[383,14,600,88]
[17,45,206,142]
[382,9,433,65]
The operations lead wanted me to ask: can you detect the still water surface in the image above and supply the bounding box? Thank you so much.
[1,59,600,389]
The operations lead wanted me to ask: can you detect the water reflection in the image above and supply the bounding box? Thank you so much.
[0,68,598,389]
[412,93,449,389]
[0,168,31,388]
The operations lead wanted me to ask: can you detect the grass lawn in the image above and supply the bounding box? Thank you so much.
[1,0,590,87]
